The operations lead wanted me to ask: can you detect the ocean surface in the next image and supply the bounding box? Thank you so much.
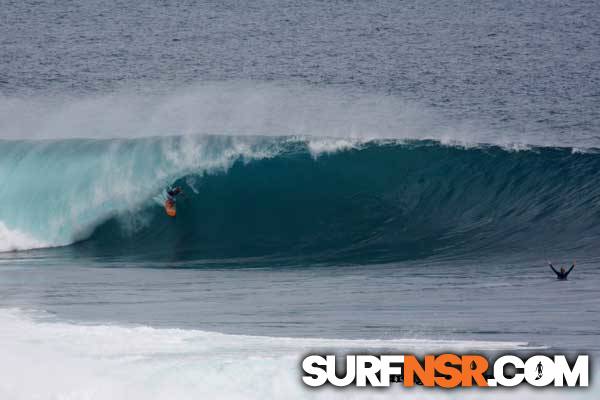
[1,1,599,399]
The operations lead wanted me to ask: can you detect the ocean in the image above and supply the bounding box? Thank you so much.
[1,0,599,399]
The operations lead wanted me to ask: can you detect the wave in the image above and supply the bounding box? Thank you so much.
[1,135,600,263]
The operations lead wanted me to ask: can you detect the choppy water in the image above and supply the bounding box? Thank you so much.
[3,0,600,146]
[1,1,600,399]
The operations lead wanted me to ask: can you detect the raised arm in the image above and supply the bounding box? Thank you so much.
[565,263,575,276]
[548,263,559,275]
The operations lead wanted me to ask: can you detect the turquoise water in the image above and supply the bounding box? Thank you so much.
[2,137,600,262]
[1,0,599,398]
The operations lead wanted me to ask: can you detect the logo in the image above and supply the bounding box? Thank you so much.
[301,353,589,388]
[535,360,543,380]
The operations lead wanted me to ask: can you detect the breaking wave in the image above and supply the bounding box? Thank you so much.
[1,135,599,264]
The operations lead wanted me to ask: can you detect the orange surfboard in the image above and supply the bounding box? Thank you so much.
[164,199,177,217]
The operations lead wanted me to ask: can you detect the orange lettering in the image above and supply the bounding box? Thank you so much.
[403,355,435,387]
[461,355,489,387]
[434,354,462,388]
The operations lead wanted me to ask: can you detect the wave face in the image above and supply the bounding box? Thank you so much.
[1,136,600,263]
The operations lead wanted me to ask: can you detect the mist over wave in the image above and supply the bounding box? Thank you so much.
[1,81,577,148]
[0,82,447,139]
[1,82,599,260]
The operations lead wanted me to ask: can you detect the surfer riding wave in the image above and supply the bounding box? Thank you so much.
[167,187,183,203]
[164,186,183,217]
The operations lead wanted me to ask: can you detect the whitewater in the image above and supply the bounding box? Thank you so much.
[2,0,600,398]
[2,307,596,400]
[0,310,591,400]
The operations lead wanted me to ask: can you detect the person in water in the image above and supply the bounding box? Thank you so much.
[548,260,575,280]
[167,186,183,202]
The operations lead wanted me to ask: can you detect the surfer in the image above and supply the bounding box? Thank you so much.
[167,186,183,203]
[535,361,543,380]
[164,186,183,217]
[548,261,575,280]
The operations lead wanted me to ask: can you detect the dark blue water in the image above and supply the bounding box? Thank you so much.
[0,2,599,398]
[2,0,600,145]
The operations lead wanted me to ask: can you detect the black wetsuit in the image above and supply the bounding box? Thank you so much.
[549,264,574,280]
[167,188,181,202]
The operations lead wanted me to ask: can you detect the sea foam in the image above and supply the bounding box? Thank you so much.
[2,308,587,400]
